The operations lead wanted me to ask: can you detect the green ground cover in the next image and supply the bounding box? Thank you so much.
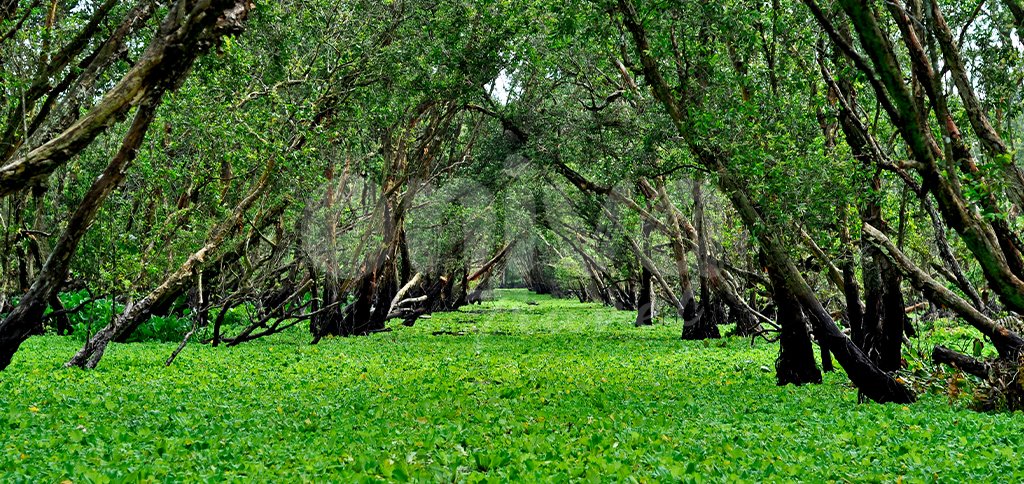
[2,289,1022,482]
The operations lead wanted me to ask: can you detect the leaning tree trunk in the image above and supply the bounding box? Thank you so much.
[465,240,516,305]
[649,177,698,319]
[65,161,273,369]
[719,168,915,403]
[863,224,1024,358]
[831,0,1024,315]
[0,0,250,198]
[0,99,159,371]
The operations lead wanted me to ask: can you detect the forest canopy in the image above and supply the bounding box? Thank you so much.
[4,0,1024,478]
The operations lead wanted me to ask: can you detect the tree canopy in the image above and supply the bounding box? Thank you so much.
[4,0,1024,476]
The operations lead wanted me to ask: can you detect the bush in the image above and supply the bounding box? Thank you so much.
[55,291,192,343]
[127,313,193,343]
[57,291,122,340]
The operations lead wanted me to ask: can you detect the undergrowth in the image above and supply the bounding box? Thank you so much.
[2,289,1022,481]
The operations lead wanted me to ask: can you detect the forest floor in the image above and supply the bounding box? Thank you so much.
[2,289,1023,481]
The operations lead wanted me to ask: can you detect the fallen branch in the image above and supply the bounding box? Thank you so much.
[933,345,990,379]
[164,324,198,367]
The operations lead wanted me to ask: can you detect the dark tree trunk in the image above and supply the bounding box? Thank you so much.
[838,209,866,349]
[728,302,761,336]
[877,257,907,371]
[48,293,72,336]
[313,195,405,339]
[932,345,990,379]
[682,178,722,340]
[863,224,1024,359]
[635,220,655,326]
[0,99,159,370]
[820,342,834,373]
[768,260,822,386]
[861,194,907,373]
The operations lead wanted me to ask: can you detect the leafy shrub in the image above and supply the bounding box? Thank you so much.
[56,291,123,340]
[126,313,193,343]
[54,291,193,343]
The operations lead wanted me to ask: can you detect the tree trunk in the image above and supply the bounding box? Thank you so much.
[682,177,722,340]
[833,0,1024,315]
[768,262,822,386]
[635,220,656,326]
[0,99,159,371]
[932,345,990,379]
[314,193,406,339]
[65,160,274,369]
[650,177,698,319]
[861,219,907,372]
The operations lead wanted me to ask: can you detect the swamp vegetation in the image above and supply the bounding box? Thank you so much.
[3,0,1024,479]
[5,290,1024,481]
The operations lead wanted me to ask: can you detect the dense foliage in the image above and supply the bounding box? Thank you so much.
[5,0,1024,478]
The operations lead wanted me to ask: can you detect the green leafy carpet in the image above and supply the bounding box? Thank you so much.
[2,290,1022,482]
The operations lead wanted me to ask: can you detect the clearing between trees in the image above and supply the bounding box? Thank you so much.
[2,290,1022,481]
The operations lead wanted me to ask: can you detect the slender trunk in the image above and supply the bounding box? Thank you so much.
[683,177,722,339]
[838,207,865,347]
[0,99,158,370]
[920,196,985,311]
[651,177,698,319]
[635,220,655,326]
[65,160,274,369]
[927,0,1024,212]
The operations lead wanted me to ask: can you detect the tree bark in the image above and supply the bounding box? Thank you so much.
[860,182,907,373]
[0,0,250,197]
[0,99,159,371]
[65,160,274,369]
[926,0,1024,212]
